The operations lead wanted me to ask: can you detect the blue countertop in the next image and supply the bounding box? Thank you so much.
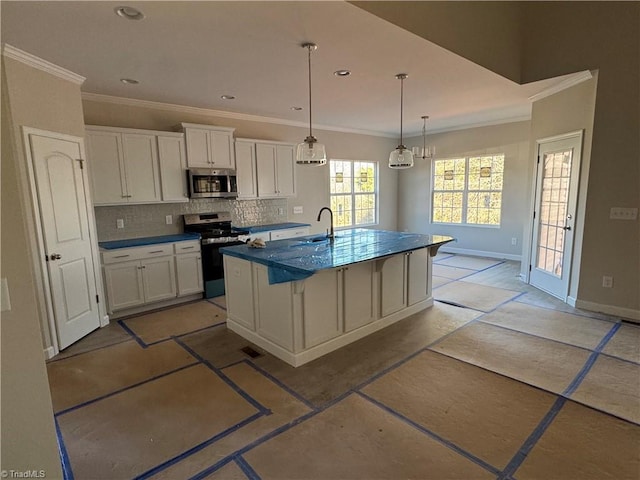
[220,228,454,284]
[235,222,311,234]
[99,233,201,250]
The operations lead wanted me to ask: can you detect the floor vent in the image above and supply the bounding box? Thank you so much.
[435,299,470,309]
[241,346,262,358]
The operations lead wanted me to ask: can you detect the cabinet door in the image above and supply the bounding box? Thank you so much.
[275,144,296,196]
[122,133,161,203]
[255,143,277,197]
[103,261,145,311]
[86,130,127,204]
[175,252,203,296]
[254,264,293,350]
[380,253,407,317]
[157,135,188,202]
[141,256,177,302]
[344,262,375,332]
[224,256,255,330]
[303,269,341,348]
[407,248,430,306]
[185,128,211,168]
[235,141,257,198]
[210,130,235,168]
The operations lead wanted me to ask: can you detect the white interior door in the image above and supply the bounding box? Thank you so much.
[529,132,583,301]
[29,133,101,349]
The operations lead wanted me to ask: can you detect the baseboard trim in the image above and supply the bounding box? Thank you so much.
[439,246,521,262]
[574,299,640,322]
[43,346,56,360]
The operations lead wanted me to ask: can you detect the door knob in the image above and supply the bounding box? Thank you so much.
[49,253,62,261]
[562,226,572,231]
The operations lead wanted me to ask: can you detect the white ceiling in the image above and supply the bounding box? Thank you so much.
[1,1,584,137]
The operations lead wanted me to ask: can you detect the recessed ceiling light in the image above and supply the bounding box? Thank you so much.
[114,6,145,20]
[120,78,139,85]
[290,106,303,111]
[220,95,235,100]
[334,70,351,77]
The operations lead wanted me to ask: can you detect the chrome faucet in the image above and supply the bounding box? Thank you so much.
[317,207,335,243]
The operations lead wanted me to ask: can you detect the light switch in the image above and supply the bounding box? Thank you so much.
[165,215,173,225]
[1,278,11,312]
[293,206,303,214]
[610,207,638,220]
[116,219,124,229]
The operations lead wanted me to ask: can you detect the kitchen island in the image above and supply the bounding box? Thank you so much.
[221,229,453,367]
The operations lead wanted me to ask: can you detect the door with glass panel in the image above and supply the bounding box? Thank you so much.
[529,132,583,301]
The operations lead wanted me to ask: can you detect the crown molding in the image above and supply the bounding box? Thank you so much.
[2,44,85,85]
[527,70,593,103]
[81,92,397,138]
[405,114,532,137]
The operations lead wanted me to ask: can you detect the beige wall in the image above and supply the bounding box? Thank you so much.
[1,58,66,477]
[351,1,523,83]
[82,99,399,235]
[522,2,639,313]
[528,75,598,302]
[399,121,530,259]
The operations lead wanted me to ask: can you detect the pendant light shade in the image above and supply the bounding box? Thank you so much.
[296,43,327,166]
[389,73,414,169]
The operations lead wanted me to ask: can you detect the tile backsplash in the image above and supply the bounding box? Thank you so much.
[94,198,288,241]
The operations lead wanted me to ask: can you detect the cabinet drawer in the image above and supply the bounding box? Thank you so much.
[174,240,201,254]
[102,243,174,264]
[270,227,309,240]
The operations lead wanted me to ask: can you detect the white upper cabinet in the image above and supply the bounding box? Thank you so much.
[255,141,296,198]
[235,140,257,199]
[181,123,235,169]
[86,126,187,205]
[157,134,188,202]
[86,127,161,205]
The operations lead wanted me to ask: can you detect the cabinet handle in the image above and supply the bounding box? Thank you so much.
[122,194,132,198]
[114,254,130,258]
[148,250,164,254]
[180,246,195,250]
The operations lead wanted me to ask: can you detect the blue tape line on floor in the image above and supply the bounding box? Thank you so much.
[356,391,501,476]
[563,322,621,397]
[55,417,74,480]
[235,456,262,480]
[242,360,317,411]
[135,411,264,480]
[173,337,271,416]
[498,396,567,479]
[55,362,199,417]
[117,320,149,348]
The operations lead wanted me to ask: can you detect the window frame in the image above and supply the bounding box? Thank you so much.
[431,154,505,227]
[329,159,379,230]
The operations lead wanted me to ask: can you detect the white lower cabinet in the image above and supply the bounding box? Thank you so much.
[102,240,203,317]
[175,252,203,296]
[380,248,430,316]
[224,247,433,367]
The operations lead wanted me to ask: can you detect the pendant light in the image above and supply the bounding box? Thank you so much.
[389,73,414,169]
[412,115,436,160]
[296,43,327,166]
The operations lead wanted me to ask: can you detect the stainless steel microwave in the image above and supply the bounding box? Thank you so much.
[188,169,238,199]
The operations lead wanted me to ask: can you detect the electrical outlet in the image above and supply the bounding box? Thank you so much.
[602,276,613,288]
[293,206,303,214]
[278,207,284,215]
[116,219,124,229]
[165,215,173,225]
[610,207,638,220]
[511,237,517,246]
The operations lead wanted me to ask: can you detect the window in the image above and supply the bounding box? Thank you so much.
[330,160,377,228]
[432,155,504,225]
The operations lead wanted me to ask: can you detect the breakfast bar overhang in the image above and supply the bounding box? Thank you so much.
[221,229,454,367]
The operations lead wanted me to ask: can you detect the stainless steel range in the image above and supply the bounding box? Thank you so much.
[183,212,248,298]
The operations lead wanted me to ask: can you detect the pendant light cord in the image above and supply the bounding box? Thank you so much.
[307,45,313,139]
[399,76,404,146]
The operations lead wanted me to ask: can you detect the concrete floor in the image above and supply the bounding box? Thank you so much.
[47,255,640,479]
